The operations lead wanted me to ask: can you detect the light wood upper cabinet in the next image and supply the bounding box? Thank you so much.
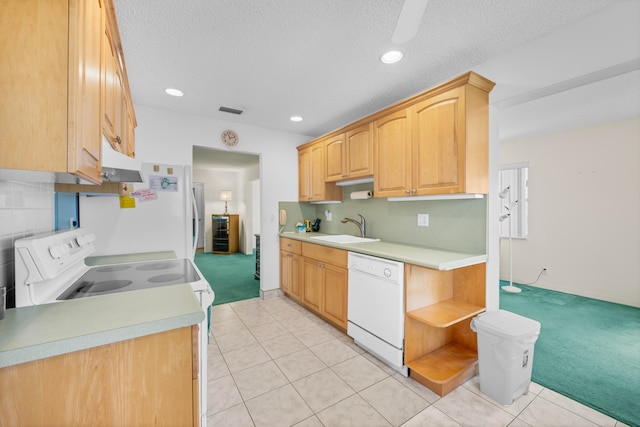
[345,123,374,179]
[298,142,342,202]
[411,88,464,195]
[324,134,346,182]
[375,74,493,197]
[0,0,136,184]
[0,0,104,184]
[103,0,136,157]
[103,22,118,145]
[373,108,413,197]
[412,84,489,195]
[302,72,494,198]
[325,122,374,182]
[68,0,104,184]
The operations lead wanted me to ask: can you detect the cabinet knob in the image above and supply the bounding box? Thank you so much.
[405,189,411,194]
[411,189,417,194]
[115,136,121,145]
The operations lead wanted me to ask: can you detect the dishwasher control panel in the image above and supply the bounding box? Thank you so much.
[347,252,403,283]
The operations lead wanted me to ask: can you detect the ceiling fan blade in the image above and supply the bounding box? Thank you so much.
[391,0,429,44]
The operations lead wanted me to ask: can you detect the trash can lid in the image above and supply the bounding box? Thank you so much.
[473,310,540,339]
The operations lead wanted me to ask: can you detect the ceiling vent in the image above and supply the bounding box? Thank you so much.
[219,106,243,115]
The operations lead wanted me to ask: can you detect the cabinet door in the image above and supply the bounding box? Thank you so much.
[102,22,117,141]
[289,253,303,301]
[310,143,326,201]
[280,250,292,294]
[302,258,323,313]
[373,108,412,197]
[0,1,69,173]
[324,134,346,182]
[126,109,136,157]
[412,87,465,194]
[321,264,348,329]
[298,147,312,201]
[67,0,103,184]
[345,122,373,179]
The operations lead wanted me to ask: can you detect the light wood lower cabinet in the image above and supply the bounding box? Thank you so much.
[280,238,303,302]
[404,262,486,396]
[279,238,348,330]
[0,326,199,427]
[321,263,348,328]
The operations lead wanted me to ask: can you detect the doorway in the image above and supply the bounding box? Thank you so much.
[192,146,261,305]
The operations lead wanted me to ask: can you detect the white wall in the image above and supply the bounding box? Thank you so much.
[133,105,310,293]
[499,116,640,307]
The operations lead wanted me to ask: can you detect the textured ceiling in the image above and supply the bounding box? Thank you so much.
[114,0,638,146]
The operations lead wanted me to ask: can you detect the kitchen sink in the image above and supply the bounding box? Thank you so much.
[310,235,380,244]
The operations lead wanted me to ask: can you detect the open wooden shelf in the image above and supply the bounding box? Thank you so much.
[407,300,485,328]
[406,342,478,396]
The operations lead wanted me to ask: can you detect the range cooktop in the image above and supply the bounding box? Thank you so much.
[57,258,201,300]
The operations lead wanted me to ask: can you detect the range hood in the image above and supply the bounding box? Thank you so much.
[101,138,143,182]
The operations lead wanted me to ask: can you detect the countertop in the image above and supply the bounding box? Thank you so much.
[0,283,204,369]
[280,232,487,270]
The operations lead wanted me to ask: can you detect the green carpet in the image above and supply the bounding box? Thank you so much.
[195,252,259,305]
[499,281,640,427]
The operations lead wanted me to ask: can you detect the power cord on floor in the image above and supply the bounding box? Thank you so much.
[521,268,546,285]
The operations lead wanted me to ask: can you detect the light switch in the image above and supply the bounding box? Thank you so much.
[417,213,429,227]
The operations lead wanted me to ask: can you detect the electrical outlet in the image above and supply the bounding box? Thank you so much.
[417,213,429,227]
[542,268,548,275]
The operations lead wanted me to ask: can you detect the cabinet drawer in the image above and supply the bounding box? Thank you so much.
[302,242,347,268]
[280,237,302,255]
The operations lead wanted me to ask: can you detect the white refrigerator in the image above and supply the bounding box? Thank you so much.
[79,162,196,258]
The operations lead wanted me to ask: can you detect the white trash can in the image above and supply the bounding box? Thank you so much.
[470,310,541,405]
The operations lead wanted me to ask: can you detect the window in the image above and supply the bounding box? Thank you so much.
[498,163,528,239]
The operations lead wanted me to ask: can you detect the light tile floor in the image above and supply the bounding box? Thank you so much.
[206,296,629,427]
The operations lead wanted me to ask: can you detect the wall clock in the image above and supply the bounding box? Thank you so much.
[221,129,239,147]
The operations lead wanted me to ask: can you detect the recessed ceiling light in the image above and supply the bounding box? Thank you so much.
[290,116,303,122]
[165,88,184,97]
[380,50,403,64]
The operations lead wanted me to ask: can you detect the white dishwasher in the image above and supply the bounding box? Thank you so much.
[347,252,407,375]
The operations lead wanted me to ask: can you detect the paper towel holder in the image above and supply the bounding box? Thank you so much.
[350,190,373,200]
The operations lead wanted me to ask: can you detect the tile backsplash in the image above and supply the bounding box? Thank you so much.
[0,180,55,308]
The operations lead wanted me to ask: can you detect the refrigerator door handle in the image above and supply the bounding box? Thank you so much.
[191,189,198,258]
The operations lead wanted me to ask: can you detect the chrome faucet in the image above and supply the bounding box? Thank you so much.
[341,214,367,237]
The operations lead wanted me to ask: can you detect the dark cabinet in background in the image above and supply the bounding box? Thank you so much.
[212,214,239,254]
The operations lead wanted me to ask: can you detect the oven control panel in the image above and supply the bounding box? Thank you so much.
[15,228,96,281]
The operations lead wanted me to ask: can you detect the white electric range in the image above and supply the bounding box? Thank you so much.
[14,227,214,425]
